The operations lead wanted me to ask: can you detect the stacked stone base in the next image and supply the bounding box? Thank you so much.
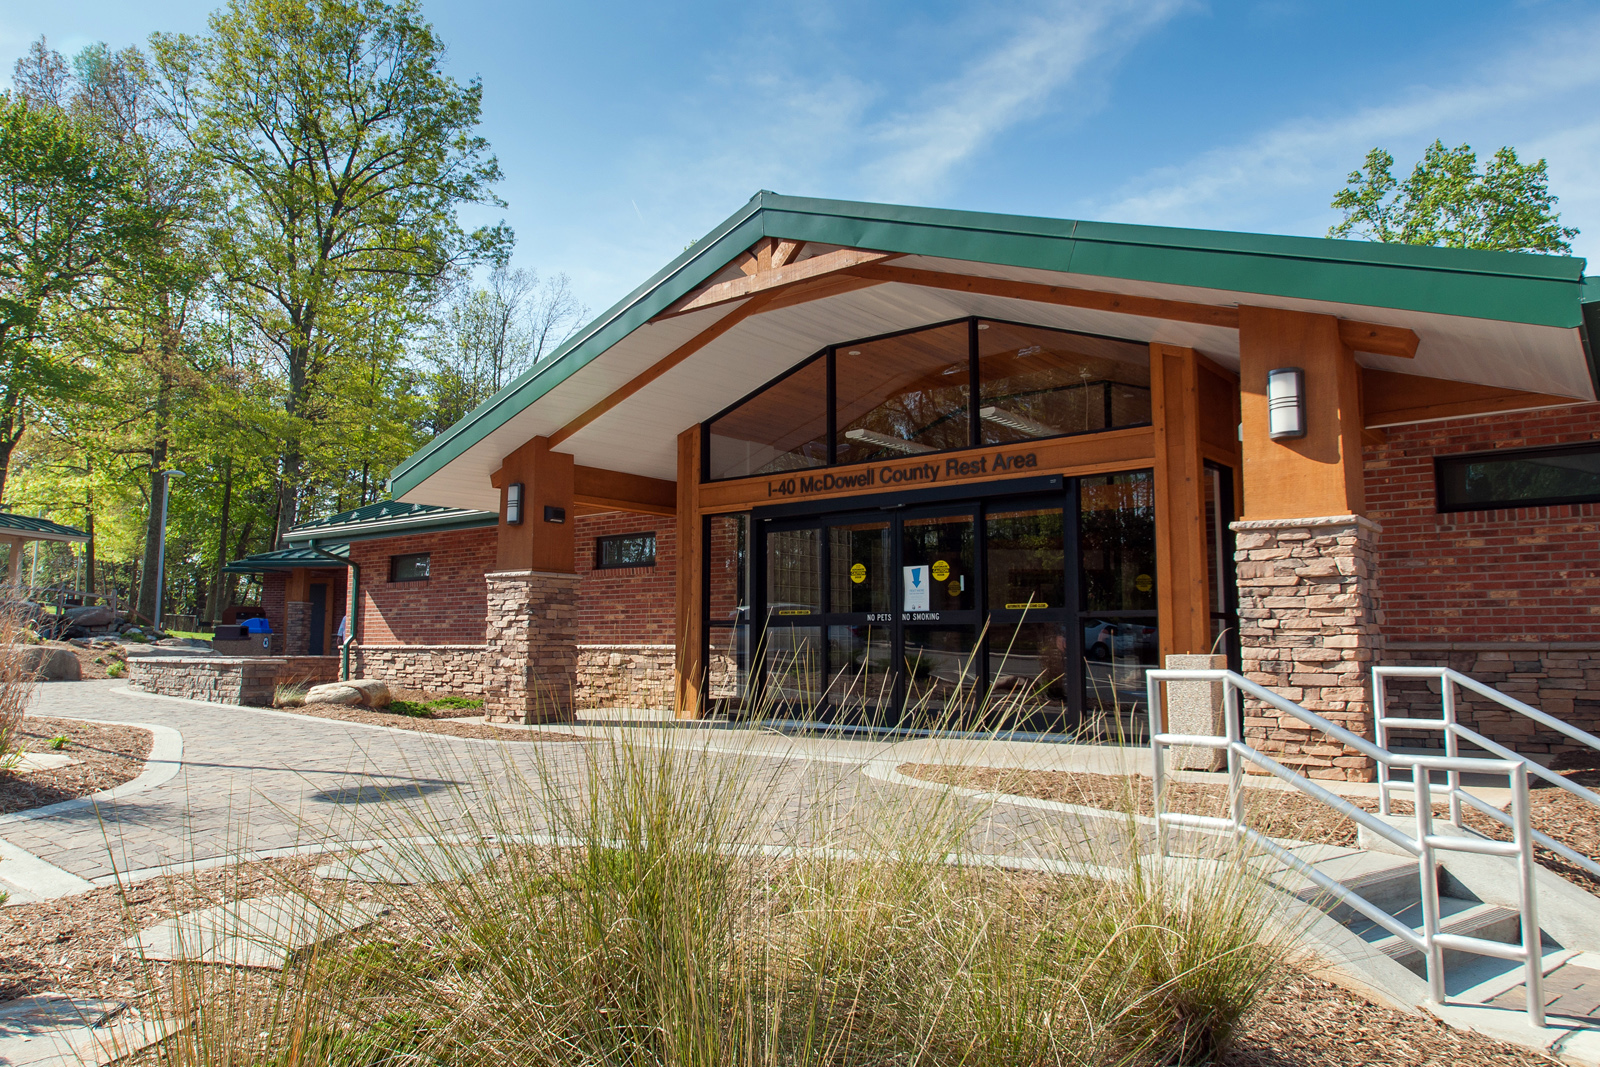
[1235,516,1382,782]
[1382,643,1600,767]
[354,644,488,696]
[129,657,286,706]
[483,570,579,725]
[575,645,675,710]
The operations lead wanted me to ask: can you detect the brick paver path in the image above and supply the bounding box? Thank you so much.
[14,681,1107,887]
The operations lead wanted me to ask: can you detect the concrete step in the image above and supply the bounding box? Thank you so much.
[1298,859,1422,924]
[1366,899,1525,977]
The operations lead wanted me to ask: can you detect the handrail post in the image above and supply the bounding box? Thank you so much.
[1414,762,1446,1006]
[1374,668,1392,815]
[1510,762,1545,1027]
[1147,672,1168,857]
[1443,675,1462,828]
[1225,678,1245,839]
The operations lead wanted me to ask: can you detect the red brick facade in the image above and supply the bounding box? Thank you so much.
[574,513,677,644]
[352,527,497,645]
[1364,402,1600,642]
[262,572,287,634]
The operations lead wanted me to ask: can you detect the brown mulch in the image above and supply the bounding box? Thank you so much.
[272,701,590,743]
[900,764,1600,890]
[0,716,152,814]
[1222,970,1554,1065]
[34,639,128,680]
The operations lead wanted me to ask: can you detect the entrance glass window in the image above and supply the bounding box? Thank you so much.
[835,322,971,464]
[977,322,1152,444]
[726,471,1159,737]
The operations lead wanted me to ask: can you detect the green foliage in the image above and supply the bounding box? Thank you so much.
[47,734,69,750]
[1329,141,1578,253]
[105,660,125,677]
[387,695,483,717]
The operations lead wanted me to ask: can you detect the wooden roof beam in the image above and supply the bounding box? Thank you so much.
[659,246,896,318]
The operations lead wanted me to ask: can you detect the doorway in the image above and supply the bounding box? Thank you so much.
[731,472,1159,736]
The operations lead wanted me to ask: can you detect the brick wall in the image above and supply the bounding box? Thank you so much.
[262,572,286,634]
[351,526,497,645]
[1365,403,1600,642]
[574,513,677,643]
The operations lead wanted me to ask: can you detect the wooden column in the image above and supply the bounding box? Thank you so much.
[674,427,704,718]
[1238,306,1365,519]
[493,436,576,573]
[0,536,22,588]
[1151,344,1212,662]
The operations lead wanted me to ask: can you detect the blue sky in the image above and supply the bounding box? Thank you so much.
[6,0,1600,315]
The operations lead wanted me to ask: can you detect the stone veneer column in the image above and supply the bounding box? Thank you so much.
[483,569,580,724]
[1232,515,1382,782]
[284,601,312,655]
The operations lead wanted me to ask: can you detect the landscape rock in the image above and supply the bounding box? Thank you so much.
[156,637,212,650]
[346,678,391,707]
[63,604,117,628]
[304,683,363,705]
[14,646,81,681]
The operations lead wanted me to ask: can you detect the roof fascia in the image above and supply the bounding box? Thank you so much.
[284,512,496,544]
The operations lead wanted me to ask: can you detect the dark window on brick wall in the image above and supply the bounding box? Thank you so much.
[1436,443,1600,512]
[389,552,431,582]
[596,532,656,569]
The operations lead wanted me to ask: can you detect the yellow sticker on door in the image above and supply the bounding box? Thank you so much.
[1134,573,1153,592]
[850,562,866,584]
[931,560,951,582]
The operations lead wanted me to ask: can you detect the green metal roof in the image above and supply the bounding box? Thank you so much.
[0,513,88,543]
[390,191,1593,500]
[285,500,497,544]
[222,545,350,574]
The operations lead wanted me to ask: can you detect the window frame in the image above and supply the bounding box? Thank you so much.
[388,552,431,583]
[1434,442,1600,514]
[594,531,658,570]
[701,315,1153,483]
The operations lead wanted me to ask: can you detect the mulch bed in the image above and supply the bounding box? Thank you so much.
[272,701,590,743]
[0,716,152,814]
[900,764,1600,890]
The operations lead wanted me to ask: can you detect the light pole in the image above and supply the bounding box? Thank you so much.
[153,470,185,632]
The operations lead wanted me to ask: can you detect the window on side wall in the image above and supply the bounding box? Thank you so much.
[389,552,431,582]
[596,532,656,569]
[1436,443,1600,512]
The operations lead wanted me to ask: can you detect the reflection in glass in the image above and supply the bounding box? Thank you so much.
[987,622,1071,731]
[977,321,1151,444]
[836,323,970,464]
[1080,471,1156,612]
[903,628,979,723]
[829,522,891,614]
[901,514,976,612]
[986,507,1064,610]
[706,355,829,480]
[766,527,821,617]
[826,624,894,712]
[1080,621,1158,741]
[763,626,822,706]
[707,513,751,705]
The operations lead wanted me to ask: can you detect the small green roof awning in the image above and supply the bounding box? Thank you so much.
[0,513,88,544]
[222,544,349,574]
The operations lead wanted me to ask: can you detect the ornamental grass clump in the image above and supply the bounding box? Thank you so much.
[0,616,36,767]
[131,659,1289,1067]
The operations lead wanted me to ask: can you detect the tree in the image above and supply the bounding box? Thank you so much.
[151,0,509,546]
[1329,141,1578,253]
[0,91,139,504]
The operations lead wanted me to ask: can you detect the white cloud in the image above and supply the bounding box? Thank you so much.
[1096,15,1600,255]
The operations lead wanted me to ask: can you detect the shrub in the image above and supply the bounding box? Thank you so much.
[106,660,125,678]
[47,735,69,750]
[274,683,308,708]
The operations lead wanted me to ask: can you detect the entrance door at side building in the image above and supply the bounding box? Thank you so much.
[743,471,1159,737]
[308,583,327,656]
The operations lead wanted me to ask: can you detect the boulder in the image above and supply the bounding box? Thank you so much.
[304,679,390,707]
[15,646,81,681]
[64,604,117,629]
[304,683,363,706]
[156,637,212,650]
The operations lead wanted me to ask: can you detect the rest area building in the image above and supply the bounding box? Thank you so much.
[242,192,1600,781]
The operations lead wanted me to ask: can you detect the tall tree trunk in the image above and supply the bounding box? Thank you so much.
[84,492,96,598]
[205,456,233,625]
[136,365,173,623]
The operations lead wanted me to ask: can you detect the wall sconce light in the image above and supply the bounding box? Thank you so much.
[1267,367,1306,440]
[543,505,566,524]
[505,482,524,524]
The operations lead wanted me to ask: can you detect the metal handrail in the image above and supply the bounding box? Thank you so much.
[1373,665,1600,883]
[1147,668,1545,1026]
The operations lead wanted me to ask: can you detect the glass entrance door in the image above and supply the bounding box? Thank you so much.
[745,473,1157,736]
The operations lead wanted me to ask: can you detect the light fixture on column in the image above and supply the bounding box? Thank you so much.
[1267,367,1306,440]
[506,482,524,524]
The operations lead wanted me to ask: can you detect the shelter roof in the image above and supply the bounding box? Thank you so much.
[222,545,349,574]
[0,513,89,543]
[284,500,497,544]
[390,191,1598,510]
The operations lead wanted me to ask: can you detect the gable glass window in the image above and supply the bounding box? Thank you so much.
[390,553,430,582]
[703,317,1152,481]
[596,532,657,569]
[1437,444,1600,512]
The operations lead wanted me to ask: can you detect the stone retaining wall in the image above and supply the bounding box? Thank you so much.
[128,657,285,706]
[1234,515,1383,782]
[483,570,580,724]
[1381,643,1600,767]
[576,645,675,711]
[353,644,487,695]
